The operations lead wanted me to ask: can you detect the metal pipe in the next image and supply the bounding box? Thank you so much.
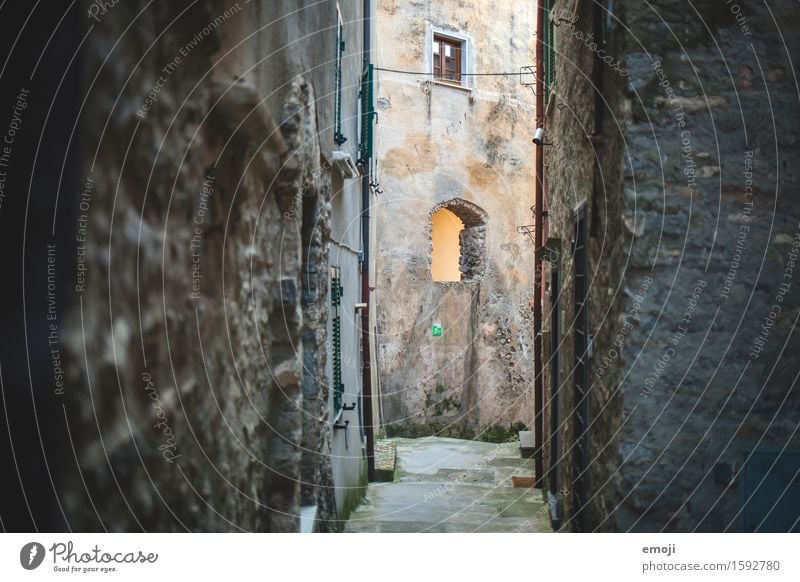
[360,0,375,482]
[533,0,545,489]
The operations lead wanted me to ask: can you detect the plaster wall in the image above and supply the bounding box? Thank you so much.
[374,0,538,438]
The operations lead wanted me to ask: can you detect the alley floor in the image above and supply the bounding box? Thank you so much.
[345,437,552,532]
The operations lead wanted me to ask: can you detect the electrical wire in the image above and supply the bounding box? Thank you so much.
[375,66,532,77]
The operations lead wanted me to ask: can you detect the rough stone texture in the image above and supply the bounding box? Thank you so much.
[374,439,397,482]
[540,0,627,532]
[61,0,365,532]
[374,0,538,440]
[544,0,800,531]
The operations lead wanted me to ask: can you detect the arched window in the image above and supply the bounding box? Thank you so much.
[430,198,487,282]
[431,208,464,281]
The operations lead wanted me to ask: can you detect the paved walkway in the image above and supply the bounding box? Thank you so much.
[345,437,552,532]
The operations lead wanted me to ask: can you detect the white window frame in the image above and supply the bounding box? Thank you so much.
[425,26,474,90]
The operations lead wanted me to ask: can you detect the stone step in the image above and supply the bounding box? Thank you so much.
[374,439,397,482]
[345,481,550,532]
[344,437,553,533]
[345,516,544,533]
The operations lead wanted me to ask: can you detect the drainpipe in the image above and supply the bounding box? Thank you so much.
[360,0,376,482]
[533,0,545,489]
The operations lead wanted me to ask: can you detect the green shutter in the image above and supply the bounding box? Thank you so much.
[543,0,556,102]
[358,64,375,165]
[334,20,347,146]
[331,267,344,411]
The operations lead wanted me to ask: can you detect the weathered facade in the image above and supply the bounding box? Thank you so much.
[57,0,373,532]
[541,0,800,532]
[4,0,800,539]
[373,0,538,439]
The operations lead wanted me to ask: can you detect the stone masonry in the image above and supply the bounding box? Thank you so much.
[60,0,365,532]
[544,0,800,531]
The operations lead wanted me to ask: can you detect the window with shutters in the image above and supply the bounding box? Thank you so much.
[330,266,344,411]
[357,64,374,165]
[334,6,347,146]
[543,0,556,102]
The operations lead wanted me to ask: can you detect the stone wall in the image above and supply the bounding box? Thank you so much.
[540,0,627,532]
[60,0,365,532]
[374,0,538,439]
[544,0,800,531]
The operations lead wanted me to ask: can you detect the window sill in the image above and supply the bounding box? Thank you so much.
[430,79,474,92]
[432,279,481,285]
[545,89,557,117]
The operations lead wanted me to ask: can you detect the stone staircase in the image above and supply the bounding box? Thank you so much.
[345,437,552,533]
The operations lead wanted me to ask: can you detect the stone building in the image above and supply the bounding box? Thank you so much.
[539,0,800,531]
[53,0,375,532]
[373,0,538,440]
[4,0,799,538]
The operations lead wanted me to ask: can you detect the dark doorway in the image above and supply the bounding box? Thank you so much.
[547,263,562,529]
[741,450,800,532]
[572,202,589,531]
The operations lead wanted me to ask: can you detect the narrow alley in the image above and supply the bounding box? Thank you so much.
[2,0,799,553]
[346,438,551,533]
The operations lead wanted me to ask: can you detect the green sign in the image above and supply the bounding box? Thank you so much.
[432,323,443,337]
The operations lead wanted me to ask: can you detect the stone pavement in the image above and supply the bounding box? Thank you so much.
[345,437,552,532]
